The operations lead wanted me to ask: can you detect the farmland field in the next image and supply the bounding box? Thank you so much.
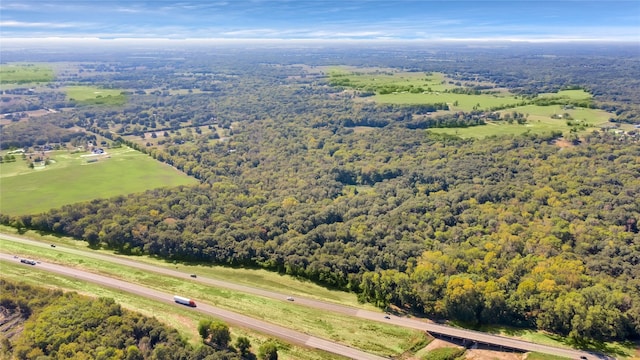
[0,146,197,215]
[427,104,612,139]
[330,69,599,113]
[65,85,127,105]
[538,89,592,100]
[330,68,450,92]
[0,63,54,84]
[372,91,522,111]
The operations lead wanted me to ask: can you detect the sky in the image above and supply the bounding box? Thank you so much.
[0,0,639,42]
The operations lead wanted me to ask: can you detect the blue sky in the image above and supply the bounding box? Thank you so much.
[0,1,638,42]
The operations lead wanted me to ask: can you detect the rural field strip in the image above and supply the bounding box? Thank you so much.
[0,233,596,360]
[0,252,386,360]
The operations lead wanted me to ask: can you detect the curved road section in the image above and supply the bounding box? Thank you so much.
[0,252,386,360]
[1,233,597,360]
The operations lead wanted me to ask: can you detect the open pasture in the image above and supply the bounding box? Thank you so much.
[373,91,522,111]
[65,85,127,105]
[330,68,450,93]
[512,104,611,123]
[0,146,197,215]
[331,68,599,114]
[427,105,611,139]
[538,89,592,100]
[0,63,54,84]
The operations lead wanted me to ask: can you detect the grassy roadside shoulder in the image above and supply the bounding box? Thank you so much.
[0,264,346,360]
[0,226,378,309]
[0,236,427,358]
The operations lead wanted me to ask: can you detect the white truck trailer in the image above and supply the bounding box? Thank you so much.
[173,295,196,307]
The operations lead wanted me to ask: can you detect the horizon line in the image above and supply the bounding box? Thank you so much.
[2,36,639,45]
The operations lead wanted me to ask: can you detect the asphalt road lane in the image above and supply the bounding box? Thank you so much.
[1,233,598,359]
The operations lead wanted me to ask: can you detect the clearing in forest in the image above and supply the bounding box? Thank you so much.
[428,104,612,139]
[0,146,197,215]
[0,63,55,84]
[65,85,127,105]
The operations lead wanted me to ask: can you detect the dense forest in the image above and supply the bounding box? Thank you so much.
[1,44,639,342]
[0,279,264,359]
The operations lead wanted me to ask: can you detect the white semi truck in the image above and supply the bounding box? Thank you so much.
[173,295,196,307]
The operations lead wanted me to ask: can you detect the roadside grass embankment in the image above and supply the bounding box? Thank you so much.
[471,324,636,359]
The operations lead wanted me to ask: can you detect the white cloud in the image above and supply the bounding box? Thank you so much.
[0,3,35,10]
[0,20,77,28]
[221,29,281,36]
[116,7,144,14]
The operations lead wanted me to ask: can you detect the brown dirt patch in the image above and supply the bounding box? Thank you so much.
[465,349,523,360]
[553,138,573,148]
[424,338,465,352]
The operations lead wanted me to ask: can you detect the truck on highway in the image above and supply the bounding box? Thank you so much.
[20,258,36,265]
[173,295,196,307]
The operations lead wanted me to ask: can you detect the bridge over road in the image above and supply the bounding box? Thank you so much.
[356,310,602,360]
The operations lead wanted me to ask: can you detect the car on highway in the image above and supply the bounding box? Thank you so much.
[384,315,391,319]
[190,274,197,278]
[50,244,56,247]
[286,296,294,301]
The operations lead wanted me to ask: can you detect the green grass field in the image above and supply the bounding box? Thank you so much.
[0,236,428,358]
[372,91,522,111]
[66,85,127,105]
[0,146,197,215]
[0,64,54,84]
[427,105,612,139]
[538,89,592,100]
[526,353,570,360]
[330,68,450,92]
[330,69,600,118]
[421,347,465,360]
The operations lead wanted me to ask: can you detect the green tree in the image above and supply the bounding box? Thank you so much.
[209,321,231,349]
[235,336,251,355]
[126,345,143,360]
[258,341,278,360]
[198,319,213,340]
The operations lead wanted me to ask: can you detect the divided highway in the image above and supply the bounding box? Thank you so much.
[0,252,386,360]
[1,233,597,360]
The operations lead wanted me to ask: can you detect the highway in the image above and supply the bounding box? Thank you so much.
[0,252,387,360]
[1,233,598,359]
